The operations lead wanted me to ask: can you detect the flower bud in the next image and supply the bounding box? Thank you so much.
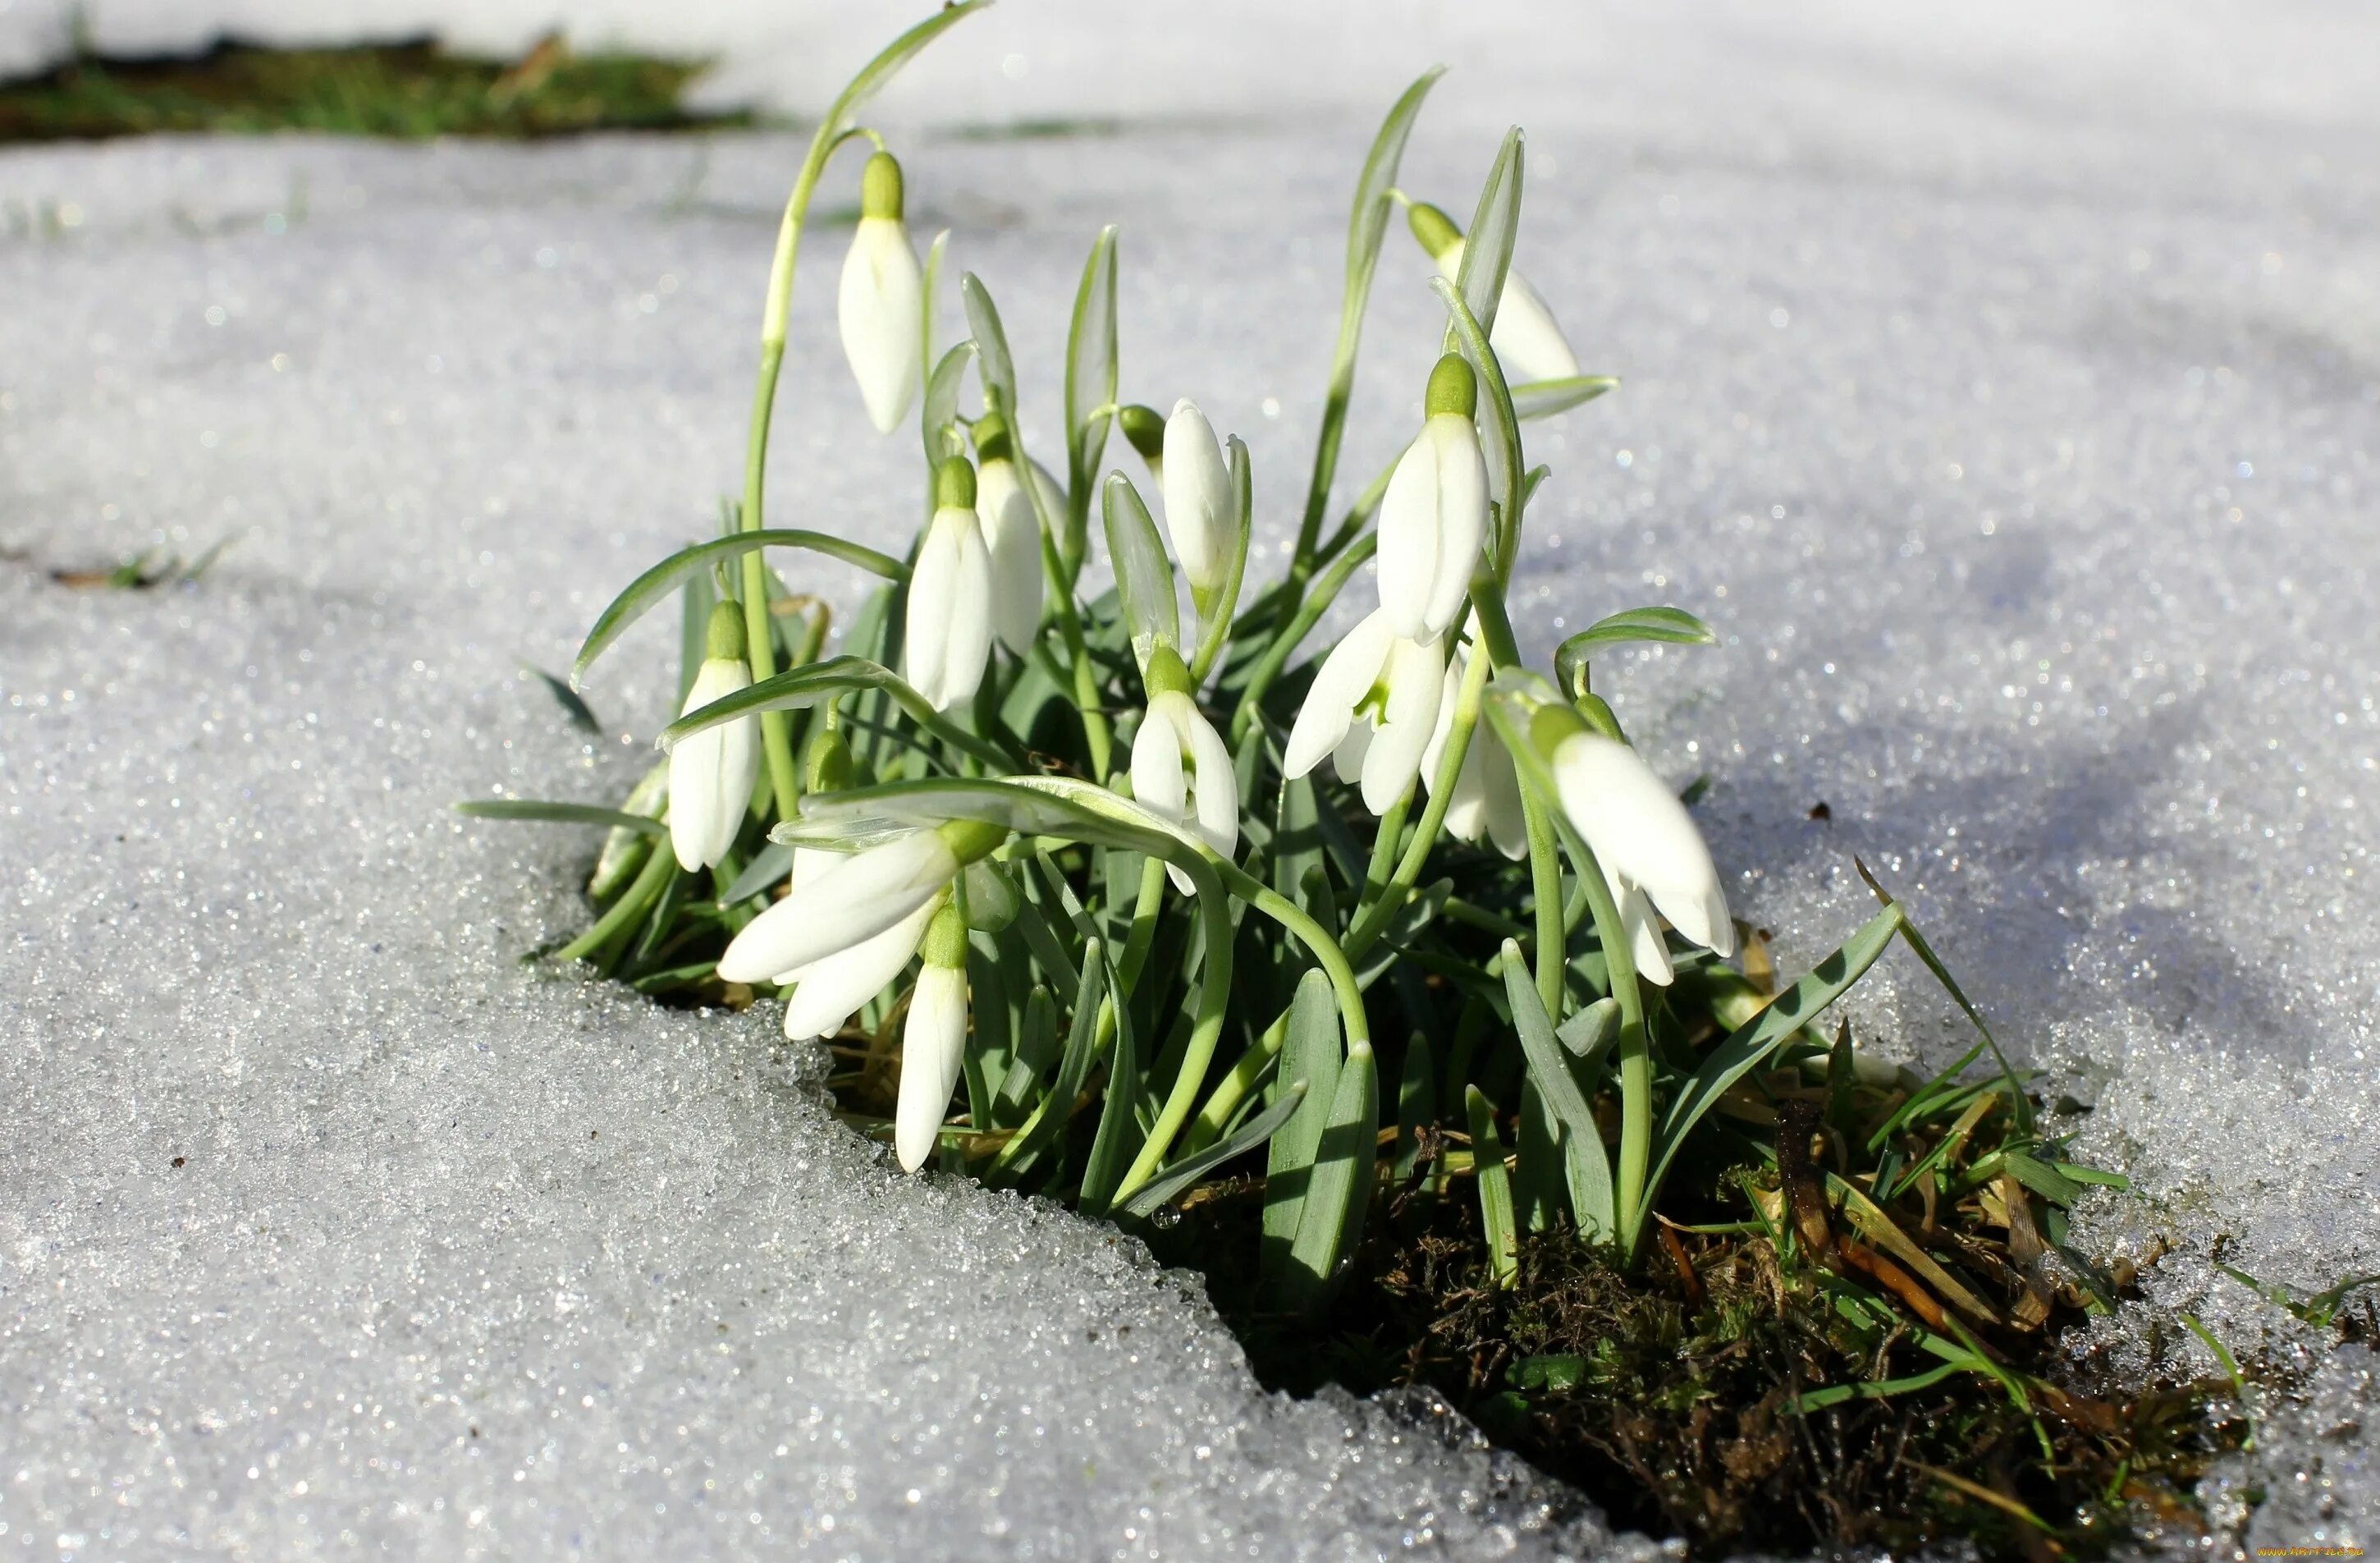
[1159,399,1234,598]
[837,150,925,434]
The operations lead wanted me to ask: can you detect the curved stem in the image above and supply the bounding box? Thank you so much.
[740,124,872,823]
[1116,856,1169,988]
[1211,859,1370,1046]
[1111,853,1233,1200]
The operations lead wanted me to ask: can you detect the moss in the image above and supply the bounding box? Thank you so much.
[0,36,749,142]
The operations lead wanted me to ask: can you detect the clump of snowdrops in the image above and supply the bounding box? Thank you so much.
[465,5,2070,1323]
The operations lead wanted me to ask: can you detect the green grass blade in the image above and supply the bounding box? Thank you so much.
[1290,66,1444,568]
[1100,471,1181,670]
[573,531,904,687]
[1502,942,1615,1241]
[1452,126,1523,343]
[1643,901,1902,1227]
[455,799,665,835]
[1551,606,1717,699]
[959,273,1017,420]
[1282,1040,1379,1313]
[1078,951,1142,1216]
[1791,1359,1973,1414]
[1468,1084,1520,1289]
[1264,969,1343,1269]
[1855,858,2033,1132]
[521,664,601,732]
[1064,224,1120,529]
[1116,1082,1307,1221]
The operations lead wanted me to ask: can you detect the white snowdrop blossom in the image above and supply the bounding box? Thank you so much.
[837,151,925,434]
[1283,609,1446,814]
[667,603,759,873]
[1549,731,1734,986]
[716,827,960,990]
[972,415,1047,654]
[904,459,994,711]
[1377,355,1489,643]
[895,905,973,1172]
[1130,687,1238,892]
[1419,642,1526,859]
[1159,399,1234,598]
[1411,200,1582,385]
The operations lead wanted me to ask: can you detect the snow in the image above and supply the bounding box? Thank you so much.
[3,1,2378,1556]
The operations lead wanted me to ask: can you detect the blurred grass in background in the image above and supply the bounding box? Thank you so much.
[0,34,753,140]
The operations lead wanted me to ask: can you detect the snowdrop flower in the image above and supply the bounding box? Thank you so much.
[1377,355,1489,643]
[667,603,758,873]
[895,902,973,1172]
[837,150,924,434]
[1282,609,1445,814]
[1129,647,1238,892]
[1118,403,1166,487]
[905,457,994,711]
[1159,399,1234,603]
[1549,731,1733,986]
[1408,200,1581,384]
[716,818,1007,1039]
[1419,639,1526,859]
[970,413,1048,654]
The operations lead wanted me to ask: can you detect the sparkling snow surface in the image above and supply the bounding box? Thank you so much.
[4,3,2378,1556]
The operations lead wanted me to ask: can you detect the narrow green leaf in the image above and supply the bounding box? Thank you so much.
[1453,127,1523,343]
[1468,1084,1519,1289]
[1116,1083,1307,1221]
[1557,996,1618,1062]
[574,532,905,686]
[1512,375,1618,421]
[1792,1360,1975,1414]
[1283,1040,1379,1312]
[813,3,990,149]
[1643,901,1902,1224]
[2002,1149,2086,1208]
[1064,224,1119,506]
[455,800,666,835]
[1263,970,1343,1267]
[1079,955,1142,1216]
[1502,942,1614,1241]
[1394,1028,1435,1181]
[993,983,1060,1127]
[722,840,793,904]
[1290,66,1444,568]
[1552,606,1718,699]
[989,937,1107,1181]
[922,339,978,465]
[1101,472,1180,671]
[959,273,1017,420]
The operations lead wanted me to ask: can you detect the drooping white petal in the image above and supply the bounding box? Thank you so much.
[1283,610,1394,781]
[1375,429,1441,641]
[904,505,994,711]
[895,964,970,1172]
[1180,697,1240,863]
[1476,731,1528,860]
[777,896,939,1038]
[1421,414,1488,639]
[1550,731,1734,972]
[836,215,924,434]
[1613,877,1675,987]
[1129,699,1190,821]
[1490,268,1581,384]
[667,657,757,872]
[1431,239,1582,387]
[1358,634,1444,814]
[1160,400,1234,595]
[975,458,1047,653]
[716,830,958,983]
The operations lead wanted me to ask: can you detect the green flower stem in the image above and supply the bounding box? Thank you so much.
[1358,792,1412,913]
[1443,896,1531,941]
[1039,529,1113,779]
[740,122,873,824]
[1343,627,1494,961]
[1226,532,1378,747]
[1111,851,1233,1201]
[1484,693,1655,1264]
[1116,855,1169,988]
[555,842,676,965]
[1172,853,1375,1161]
[878,679,1022,772]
